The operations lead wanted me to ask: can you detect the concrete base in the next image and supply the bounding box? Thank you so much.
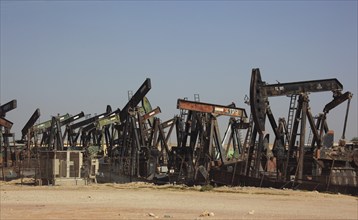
[52,178,87,186]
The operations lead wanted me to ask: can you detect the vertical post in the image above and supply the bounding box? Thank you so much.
[284,97,303,180]
[27,130,31,170]
[318,113,327,150]
[245,126,257,176]
[52,151,56,185]
[341,98,351,140]
[0,128,4,180]
[297,94,308,182]
[3,128,9,168]
[66,151,70,178]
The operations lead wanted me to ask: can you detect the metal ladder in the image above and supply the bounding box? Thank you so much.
[242,114,253,158]
[243,114,255,175]
[286,94,298,146]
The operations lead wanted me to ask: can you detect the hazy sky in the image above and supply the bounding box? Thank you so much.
[1,1,357,142]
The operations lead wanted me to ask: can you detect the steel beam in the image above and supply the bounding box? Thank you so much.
[0,99,17,117]
[60,111,85,126]
[0,117,13,129]
[69,106,112,130]
[141,106,161,121]
[177,99,247,118]
[120,78,151,123]
[323,91,352,113]
[33,113,70,133]
[97,112,121,128]
[21,108,41,138]
[264,79,343,97]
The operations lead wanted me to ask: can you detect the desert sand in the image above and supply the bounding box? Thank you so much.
[1,179,357,220]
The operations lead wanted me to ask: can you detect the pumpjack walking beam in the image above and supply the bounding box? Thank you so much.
[177,99,247,118]
[21,109,41,140]
[119,78,151,124]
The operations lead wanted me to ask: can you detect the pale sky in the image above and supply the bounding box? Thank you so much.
[1,1,357,142]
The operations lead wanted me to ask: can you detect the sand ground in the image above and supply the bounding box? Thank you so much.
[0,179,357,220]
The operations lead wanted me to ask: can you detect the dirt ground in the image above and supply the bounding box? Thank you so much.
[0,179,357,220]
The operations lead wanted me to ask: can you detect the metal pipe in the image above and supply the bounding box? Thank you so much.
[341,98,351,140]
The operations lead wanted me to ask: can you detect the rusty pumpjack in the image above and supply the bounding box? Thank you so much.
[172,98,248,185]
[113,79,177,181]
[246,68,356,193]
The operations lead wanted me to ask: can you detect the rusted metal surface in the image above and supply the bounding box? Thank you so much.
[177,99,247,118]
[0,117,13,129]
[141,106,161,121]
[324,91,352,113]
[246,68,356,193]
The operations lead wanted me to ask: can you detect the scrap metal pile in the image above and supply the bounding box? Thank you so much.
[1,69,357,194]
